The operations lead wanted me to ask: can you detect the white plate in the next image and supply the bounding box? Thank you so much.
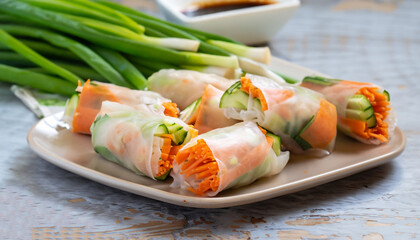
[26,58,406,208]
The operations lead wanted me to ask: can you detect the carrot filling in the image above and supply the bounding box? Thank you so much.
[345,87,390,142]
[240,77,269,111]
[72,80,119,134]
[156,135,183,178]
[175,139,220,195]
[162,102,179,117]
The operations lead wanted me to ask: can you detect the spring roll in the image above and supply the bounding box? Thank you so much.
[301,76,396,144]
[64,80,178,134]
[171,122,289,196]
[179,84,239,134]
[148,69,235,109]
[220,74,337,156]
[91,101,197,180]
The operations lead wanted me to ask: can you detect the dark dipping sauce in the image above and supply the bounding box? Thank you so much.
[181,1,277,17]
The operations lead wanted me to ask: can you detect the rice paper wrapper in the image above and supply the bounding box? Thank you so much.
[67,81,170,134]
[148,69,234,110]
[171,122,289,197]
[76,81,169,113]
[91,101,190,179]
[225,74,337,156]
[301,80,397,144]
[193,85,239,134]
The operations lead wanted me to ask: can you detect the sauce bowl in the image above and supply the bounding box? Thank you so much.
[156,0,300,45]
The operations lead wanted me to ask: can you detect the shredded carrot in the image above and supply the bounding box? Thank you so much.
[175,139,220,195]
[72,80,119,134]
[299,99,337,148]
[162,102,179,117]
[156,136,182,178]
[240,77,269,111]
[342,87,390,143]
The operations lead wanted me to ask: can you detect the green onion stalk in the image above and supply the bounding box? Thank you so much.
[0,0,238,68]
[0,24,133,88]
[64,14,200,52]
[0,64,76,96]
[0,29,81,85]
[19,0,145,34]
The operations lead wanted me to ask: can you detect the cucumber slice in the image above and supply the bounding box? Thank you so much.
[293,115,315,150]
[94,146,123,165]
[179,97,201,123]
[267,132,281,156]
[383,90,390,101]
[219,81,249,110]
[63,93,79,121]
[347,94,372,111]
[294,136,313,150]
[219,80,263,111]
[366,115,377,128]
[172,129,188,145]
[345,107,374,121]
[302,76,340,86]
[166,123,183,133]
[155,169,171,181]
[154,124,169,136]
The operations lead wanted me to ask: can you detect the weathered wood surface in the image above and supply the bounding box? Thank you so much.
[0,0,419,239]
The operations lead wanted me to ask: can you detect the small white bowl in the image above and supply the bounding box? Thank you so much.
[156,0,300,45]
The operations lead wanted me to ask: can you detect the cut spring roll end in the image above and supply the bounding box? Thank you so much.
[301,76,391,144]
[175,139,220,196]
[340,86,390,143]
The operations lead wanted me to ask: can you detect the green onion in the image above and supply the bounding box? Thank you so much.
[20,0,145,34]
[0,29,81,84]
[0,39,79,61]
[92,0,240,44]
[92,47,147,89]
[238,57,285,84]
[126,56,178,72]
[0,24,133,88]
[116,12,231,56]
[208,40,271,64]
[0,1,236,66]
[64,14,200,52]
[180,65,241,79]
[0,64,76,96]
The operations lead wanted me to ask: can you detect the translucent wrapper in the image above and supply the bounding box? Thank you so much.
[182,84,239,134]
[67,81,173,134]
[91,101,193,180]
[148,69,234,109]
[301,77,396,144]
[171,122,289,197]
[223,74,337,156]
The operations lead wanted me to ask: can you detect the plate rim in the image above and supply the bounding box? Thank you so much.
[27,115,405,209]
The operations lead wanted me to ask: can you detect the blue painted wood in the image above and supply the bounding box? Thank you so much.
[0,0,419,239]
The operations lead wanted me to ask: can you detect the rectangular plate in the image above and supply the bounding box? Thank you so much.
[26,57,406,208]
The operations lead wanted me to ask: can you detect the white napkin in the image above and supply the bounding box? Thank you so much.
[11,85,67,118]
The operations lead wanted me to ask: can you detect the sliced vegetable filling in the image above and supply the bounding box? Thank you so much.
[344,87,390,142]
[162,102,179,118]
[156,136,182,179]
[240,77,268,111]
[176,139,220,195]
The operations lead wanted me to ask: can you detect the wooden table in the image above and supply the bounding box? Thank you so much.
[0,0,418,239]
